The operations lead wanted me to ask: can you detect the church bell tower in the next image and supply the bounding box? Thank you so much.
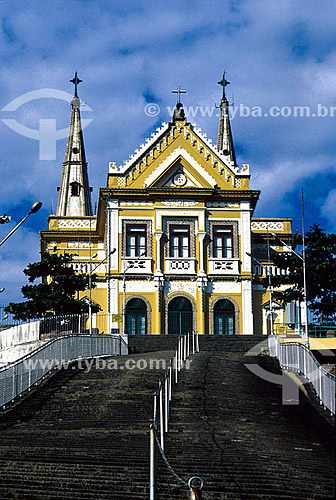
[56,72,93,217]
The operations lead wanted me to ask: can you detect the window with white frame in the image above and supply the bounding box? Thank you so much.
[213,226,234,258]
[126,225,147,257]
[170,225,190,258]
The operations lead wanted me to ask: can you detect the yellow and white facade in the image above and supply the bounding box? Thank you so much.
[40,78,294,336]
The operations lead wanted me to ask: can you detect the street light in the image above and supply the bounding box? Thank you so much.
[0,214,11,224]
[122,252,146,336]
[87,249,116,335]
[270,232,309,347]
[247,247,274,336]
[0,201,42,248]
[0,288,5,293]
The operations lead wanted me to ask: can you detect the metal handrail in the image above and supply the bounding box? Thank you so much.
[149,331,202,500]
[0,334,128,408]
[0,312,128,336]
[268,335,335,415]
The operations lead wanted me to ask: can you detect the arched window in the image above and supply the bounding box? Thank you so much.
[168,296,192,335]
[126,298,147,335]
[70,181,81,197]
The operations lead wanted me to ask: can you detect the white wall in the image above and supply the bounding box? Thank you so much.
[0,321,40,350]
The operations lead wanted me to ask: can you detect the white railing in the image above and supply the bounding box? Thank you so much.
[268,335,335,415]
[149,332,202,500]
[0,313,123,338]
[122,258,152,274]
[165,258,196,275]
[0,334,128,408]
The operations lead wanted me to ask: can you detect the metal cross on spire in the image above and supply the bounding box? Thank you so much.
[217,70,230,99]
[172,85,186,103]
[70,71,83,97]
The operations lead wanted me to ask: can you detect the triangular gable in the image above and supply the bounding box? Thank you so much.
[108,121,250,190]
[144,147,215,188]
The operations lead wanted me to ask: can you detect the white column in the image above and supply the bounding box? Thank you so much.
[198,233,206,275]
[109,279,119,334]
[241,201,251,273]
[107,198,119,271]
[242,279,253,335]
[154,232,163,275]
[107,198,119,334]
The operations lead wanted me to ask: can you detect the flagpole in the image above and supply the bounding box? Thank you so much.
[301,189,309,347]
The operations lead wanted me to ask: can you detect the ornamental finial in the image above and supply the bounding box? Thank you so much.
[172,84,186,104]
[217,70,230,99]
[70,71,83,97]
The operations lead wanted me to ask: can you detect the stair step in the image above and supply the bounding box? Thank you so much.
[0,341,334,499]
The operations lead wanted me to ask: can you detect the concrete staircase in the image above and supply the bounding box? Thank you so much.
[158,336,335,499]
[0,336,334,500]
[0,350,174,500]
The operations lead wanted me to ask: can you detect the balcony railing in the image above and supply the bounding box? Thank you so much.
[208,258,240,275]
[122,258,152,274]
[165,258,196,275]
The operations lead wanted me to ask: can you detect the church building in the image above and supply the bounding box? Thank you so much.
[40,73,294,336]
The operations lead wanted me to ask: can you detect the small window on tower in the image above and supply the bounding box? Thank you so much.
[70,181,81,197]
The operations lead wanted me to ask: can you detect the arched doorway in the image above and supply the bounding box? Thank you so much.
[214,299,235,335]
[168,296,192,335]
[126,298,147,335]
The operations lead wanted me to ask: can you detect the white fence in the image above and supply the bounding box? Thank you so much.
[268,335,335,415]
[149,332,203,500]
[0,334,128,408]
[0,313,121,338]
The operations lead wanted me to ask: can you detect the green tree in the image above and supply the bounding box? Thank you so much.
[261,225,336,320]
[5,252,101,320]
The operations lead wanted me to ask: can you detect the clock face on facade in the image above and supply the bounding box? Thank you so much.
[173,172,187,186]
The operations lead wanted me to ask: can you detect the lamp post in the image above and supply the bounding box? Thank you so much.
[0,202,42,248]
[266,229,274,335]
[88,253,98,335]
[87,249,116,334]
[0,288,5,293]
[122,252,146,336]
[270,232,309,347]
[247,248,274,336]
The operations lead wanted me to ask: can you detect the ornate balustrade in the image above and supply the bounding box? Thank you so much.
[165,258,196,275]
[122,258,152,274]
[208,258,240,275]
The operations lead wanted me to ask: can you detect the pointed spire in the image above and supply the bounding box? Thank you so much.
[56,73,92,217]
[217,70,236,166]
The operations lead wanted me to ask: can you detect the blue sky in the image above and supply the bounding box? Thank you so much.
[0,0,335,303]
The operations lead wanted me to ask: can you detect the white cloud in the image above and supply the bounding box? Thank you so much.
[321,189,336,231]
